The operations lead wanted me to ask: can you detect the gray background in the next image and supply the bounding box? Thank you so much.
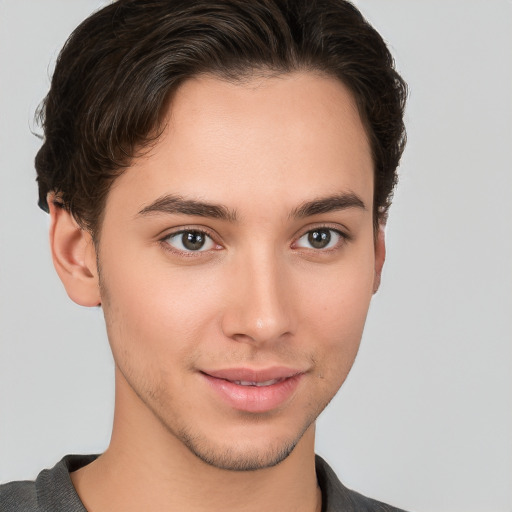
[0,1,511,511]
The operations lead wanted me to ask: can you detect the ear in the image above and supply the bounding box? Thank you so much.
[373,224,386,294]
[48,196,101,307]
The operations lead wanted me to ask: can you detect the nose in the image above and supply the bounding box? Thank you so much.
[221,251,295,346]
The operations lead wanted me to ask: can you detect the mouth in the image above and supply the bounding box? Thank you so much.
[231,378,284,387]
[200,367,304,413]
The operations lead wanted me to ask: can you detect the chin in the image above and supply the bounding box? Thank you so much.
[181,437,298,472]
[174,422,312,472]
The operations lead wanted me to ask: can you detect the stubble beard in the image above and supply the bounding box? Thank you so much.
[148,388,335,472]
[173,417,314,472]
[98,261,340,473]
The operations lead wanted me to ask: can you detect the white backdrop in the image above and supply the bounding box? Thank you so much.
[0,1,511,511]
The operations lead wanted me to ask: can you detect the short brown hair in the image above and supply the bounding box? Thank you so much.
[35,0,407,236]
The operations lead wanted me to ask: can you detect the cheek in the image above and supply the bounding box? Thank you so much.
[99,252,224,361]
[300,257,375,334]
[296,255,375,377]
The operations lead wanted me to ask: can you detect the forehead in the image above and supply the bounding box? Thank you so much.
[106,72,373,218]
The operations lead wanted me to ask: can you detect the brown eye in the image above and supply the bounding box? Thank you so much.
[182,231,206,250]
[295,228,343,250]
[308,229,331,249]
[164,230,215,252]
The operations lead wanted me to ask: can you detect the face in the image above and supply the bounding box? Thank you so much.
[95,72,382,470]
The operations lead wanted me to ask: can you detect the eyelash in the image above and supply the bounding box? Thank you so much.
[160,228,220,256]
[293,226,349,252]
[159,225,350,256]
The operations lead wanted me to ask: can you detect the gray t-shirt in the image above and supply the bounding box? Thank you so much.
[0,454,407,511]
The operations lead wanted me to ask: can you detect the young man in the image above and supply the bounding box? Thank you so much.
[0,1,407,511]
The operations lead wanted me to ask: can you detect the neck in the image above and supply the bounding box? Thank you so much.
[71,369,322,512]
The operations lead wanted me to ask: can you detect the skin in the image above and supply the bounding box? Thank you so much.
[50,72,385,512]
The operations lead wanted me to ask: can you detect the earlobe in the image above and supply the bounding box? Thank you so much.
[48,196,101,307]
[373,224,386,294]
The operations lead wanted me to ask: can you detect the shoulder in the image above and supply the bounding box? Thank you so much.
[0,455,97,512]
[0,479,38,511]
[315,455,410,512]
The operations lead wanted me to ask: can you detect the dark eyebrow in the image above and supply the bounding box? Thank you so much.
[137,194,237,222]
[290,193,366,219]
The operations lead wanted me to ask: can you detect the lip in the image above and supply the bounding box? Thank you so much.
[201,367,304,413]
